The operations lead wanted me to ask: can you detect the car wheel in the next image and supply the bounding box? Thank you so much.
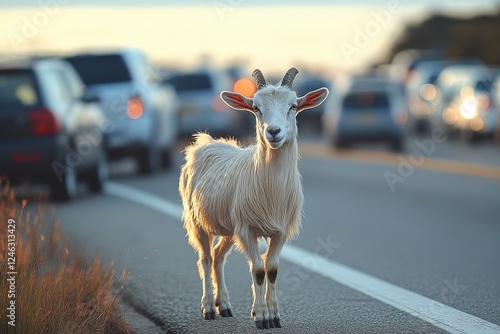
[160,147,173,169]
[334,138,349,149]
[51,158,78,201]
[390,139,404,152]
[86,146,109,193]
[137,145,161,175]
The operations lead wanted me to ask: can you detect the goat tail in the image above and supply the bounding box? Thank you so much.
[193,132,215,146]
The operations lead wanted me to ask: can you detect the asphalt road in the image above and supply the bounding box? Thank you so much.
[53,135,500,334]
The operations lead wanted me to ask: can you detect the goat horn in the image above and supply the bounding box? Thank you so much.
[281,67,299,88]
[252,69,267,90]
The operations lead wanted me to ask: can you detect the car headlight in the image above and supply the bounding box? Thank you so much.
[460,97,477,120]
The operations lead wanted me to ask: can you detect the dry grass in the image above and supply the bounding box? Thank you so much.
[0,182,133,334]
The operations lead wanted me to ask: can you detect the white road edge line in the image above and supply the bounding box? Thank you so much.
[104,181,500,334]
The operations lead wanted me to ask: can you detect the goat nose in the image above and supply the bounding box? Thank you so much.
[267,126,281,137]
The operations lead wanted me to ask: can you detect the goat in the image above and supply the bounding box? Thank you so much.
[179,67,329,329]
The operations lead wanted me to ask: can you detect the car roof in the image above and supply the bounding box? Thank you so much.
[64,47,143,57]
[347,76,400,93]
[0,58,34,70]
[0,57,68,71]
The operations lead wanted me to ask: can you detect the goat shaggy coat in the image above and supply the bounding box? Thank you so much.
[180,132,303,250]
[178,67,328,329]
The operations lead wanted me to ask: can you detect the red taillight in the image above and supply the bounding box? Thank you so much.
[127,97,144,119]
[28,108,60,135]
[11,152,41,164]
[393,110,408,125]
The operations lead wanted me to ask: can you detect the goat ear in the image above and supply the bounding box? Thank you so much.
[297,87,329,114]
[220,91,254,112]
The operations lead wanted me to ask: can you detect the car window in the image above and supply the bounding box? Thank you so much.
[475,79,493,93]
[343,92,389,110]
[41,69,73,103]
[0,70,39,109]
[66,55,132,85]
[164,74,213,92]
[57,68,83,99]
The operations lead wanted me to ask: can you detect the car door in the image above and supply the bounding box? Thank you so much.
[59,63,105,170]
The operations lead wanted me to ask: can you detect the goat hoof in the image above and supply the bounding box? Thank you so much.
[220,309,233,317]
[203,310,216,320]
[273,317,282,328]
[255,319,270,329]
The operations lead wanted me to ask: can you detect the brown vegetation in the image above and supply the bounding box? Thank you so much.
[0,183,132,334]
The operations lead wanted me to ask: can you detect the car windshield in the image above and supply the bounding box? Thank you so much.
[164,74,212,92]
[0,70,39,109]
[475,79,493,93]
[343,92,389,110]
[66,55,131,85]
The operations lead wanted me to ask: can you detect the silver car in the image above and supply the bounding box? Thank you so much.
[65,49,179,174]
[323,76,407,151]
[164,68,249,137]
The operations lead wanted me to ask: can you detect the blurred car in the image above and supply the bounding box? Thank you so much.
[323,76,407,151]
[493,74,500,145]
[438,69,498,141]
[163,68,248,137]
[64,49,179,174]
[294,74,332,129]
[0,58,108,200]
[405,59,482,133]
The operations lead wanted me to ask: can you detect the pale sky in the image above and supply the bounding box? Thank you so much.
[0,1,498,74]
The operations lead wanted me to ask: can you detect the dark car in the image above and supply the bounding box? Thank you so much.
[0,58,108,200]
[294,75,332,129]
[64,49,179,174]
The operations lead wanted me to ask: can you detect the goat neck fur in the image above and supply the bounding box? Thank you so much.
[181,129,302,244]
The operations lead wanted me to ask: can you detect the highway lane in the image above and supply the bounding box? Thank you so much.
[55,190,448,334]
[53,140,500,333]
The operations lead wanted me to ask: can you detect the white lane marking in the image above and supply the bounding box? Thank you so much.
[104,181,500,334]
[105,182,183,219]
[282,245,500,334]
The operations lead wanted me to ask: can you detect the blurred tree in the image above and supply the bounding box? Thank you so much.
[386,9,500,65]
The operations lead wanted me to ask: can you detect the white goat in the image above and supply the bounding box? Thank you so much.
[179,68,329,329]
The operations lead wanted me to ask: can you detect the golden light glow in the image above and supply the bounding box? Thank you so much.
[477,93,490,110]
[127,97,144,119]
[234,78,257,98]
[420,84,437,101]
[443,107,458,125]
[470,118,484,132]
[460,86,474,99]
